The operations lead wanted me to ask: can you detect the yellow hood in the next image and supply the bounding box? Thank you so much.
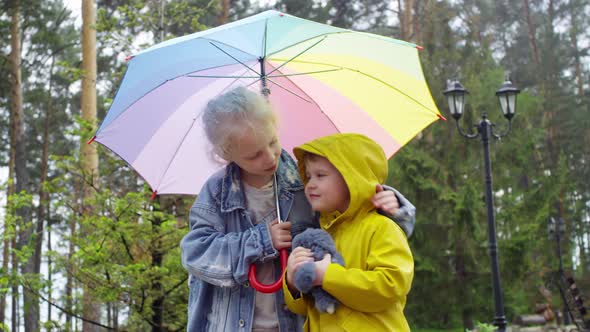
[294,133,388,229]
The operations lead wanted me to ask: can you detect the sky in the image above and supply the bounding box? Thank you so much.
[63,0,276,26]
[64,0,82,26]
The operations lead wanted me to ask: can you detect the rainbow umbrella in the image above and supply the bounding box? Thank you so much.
[92,10,443,196]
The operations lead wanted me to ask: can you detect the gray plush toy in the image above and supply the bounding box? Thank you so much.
[292,228,345,314]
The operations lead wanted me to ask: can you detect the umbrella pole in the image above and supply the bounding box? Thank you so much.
[247,76,289,293]
[259,57,270,97]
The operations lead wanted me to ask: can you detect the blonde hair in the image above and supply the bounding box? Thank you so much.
[202,86,277,161]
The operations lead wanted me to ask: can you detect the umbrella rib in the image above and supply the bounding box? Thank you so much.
[267,65,341,132]
[154,117,198,193]
[101,62,259,133]
[201,37,259,58]
[265,77,313,103]
[185,68,344,80]
[153,66,253,192]
[266,30,419,59]
[262,18,268,58]
[93,139,157,194]
[267,67,343,78]
[186,75,261,79]
[244,77,265,90]
[272,58,439,116]
[270,58,341,69]
[217,67,255,96]
[182,61,258,77]
[350,69,439,116]
[266,31,350,57]
[266,36,327,77]
[209,41,261,77]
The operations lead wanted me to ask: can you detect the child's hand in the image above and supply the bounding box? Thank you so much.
[286,247,313,291]
[269,220,292,250]
[372,184,399,216]
[312,253,332,286]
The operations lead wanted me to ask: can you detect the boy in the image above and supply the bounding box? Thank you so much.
[284,133,414,331]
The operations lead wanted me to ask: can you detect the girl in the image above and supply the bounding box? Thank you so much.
[180,86,415,332]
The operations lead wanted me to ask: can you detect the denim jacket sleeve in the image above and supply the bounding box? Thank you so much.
[180,187,276,288]
[381,185,416,238]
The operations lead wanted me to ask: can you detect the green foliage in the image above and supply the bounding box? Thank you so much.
[466,321,495,332]
[2,0,590,330]
[46,150,191,330]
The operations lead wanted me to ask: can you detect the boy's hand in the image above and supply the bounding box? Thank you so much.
[312,253,332,286]
[269,220,292,250]
[372,184,400,216]
[286,247,313,291]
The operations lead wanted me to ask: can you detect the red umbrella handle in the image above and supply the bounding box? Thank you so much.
[248,249,288,293]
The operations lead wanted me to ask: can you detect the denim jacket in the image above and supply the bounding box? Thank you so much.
[181,150,314,332]
[181,150,416,332]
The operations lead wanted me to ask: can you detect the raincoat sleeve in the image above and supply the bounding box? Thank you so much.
[180,185,277,288]
[322,220,414,313]
[381,185,416,238]
[282,271,309,316]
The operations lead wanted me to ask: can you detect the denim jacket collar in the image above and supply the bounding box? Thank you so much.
[220,149,303,213]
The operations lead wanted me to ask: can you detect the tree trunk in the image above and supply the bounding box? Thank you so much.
[113,302,119,331]
[455,238,474,331]
[217,0,230,25]
[10,0,39,329]
[35,59,54,288]
[11,236,18,332]
[413,0,422,45]
[151,201,165,332]
[65,216,76,330]
[0,38,17,329]
[81,0,100,330]
[397,0,403,38]
[569,2,584,98]
[151,253,164,332]
[542,0,557,165]
[402,0,414,41]
[47,222,53,331]
[522,0,540,66]
[0,235,7,329]
[331,0,351,28]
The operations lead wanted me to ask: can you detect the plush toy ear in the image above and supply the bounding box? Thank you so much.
[294,262,316,293]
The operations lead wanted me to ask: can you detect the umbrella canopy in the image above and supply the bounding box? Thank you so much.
[94,10,442,196]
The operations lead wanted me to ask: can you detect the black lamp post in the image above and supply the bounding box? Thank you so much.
[443,78,520,332]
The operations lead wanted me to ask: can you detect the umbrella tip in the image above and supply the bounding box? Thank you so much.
[437,114,447,122]
[125,55,135,62]
[151,190,158,200]
[416,45,424,51]
[87,136,96,144]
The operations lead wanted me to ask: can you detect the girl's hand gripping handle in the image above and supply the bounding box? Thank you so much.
[248,249,288,293]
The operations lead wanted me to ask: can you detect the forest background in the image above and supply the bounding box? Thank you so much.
[1,0,589,331]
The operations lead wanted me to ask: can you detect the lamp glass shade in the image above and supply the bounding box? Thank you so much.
[558,218,565,233]
[446,94,456,115]
[548,217,556,234]
[496,80,520,119]
[443,81,468,119]
[498,92,517,118]
[454,93,465,117]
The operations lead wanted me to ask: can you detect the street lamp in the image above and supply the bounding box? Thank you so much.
[443,78,520,332]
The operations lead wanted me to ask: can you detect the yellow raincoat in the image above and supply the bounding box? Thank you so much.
[284,133,414,331]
